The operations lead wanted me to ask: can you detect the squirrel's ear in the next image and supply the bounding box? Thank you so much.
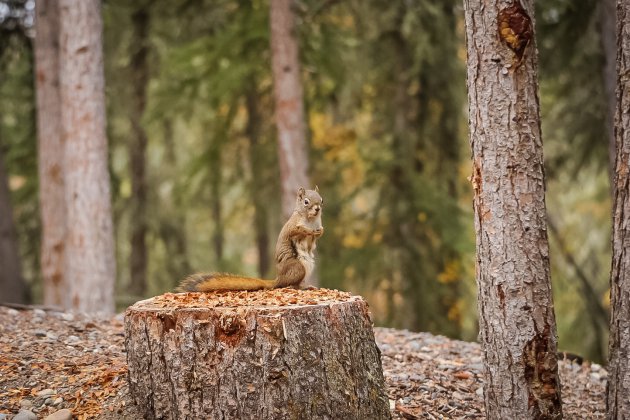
[314,185,319,193]
[297,187,305,198]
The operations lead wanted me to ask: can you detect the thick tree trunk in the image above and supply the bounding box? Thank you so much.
[35,0,66,308]
[607,1,630,417]
[269,0,310,220]
[58,0,116,314]
[0,139,26,304]
[463,0,562,418]
[125,290,391,420]
[128,5,150,297]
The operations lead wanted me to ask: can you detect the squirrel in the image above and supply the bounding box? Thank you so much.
[178,187,324,292]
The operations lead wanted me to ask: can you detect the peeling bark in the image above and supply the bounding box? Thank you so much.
[463,0,562,418]
[125,293,391,419]
[607,1,630,418]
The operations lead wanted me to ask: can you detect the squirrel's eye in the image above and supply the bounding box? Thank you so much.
[304,199,310,206]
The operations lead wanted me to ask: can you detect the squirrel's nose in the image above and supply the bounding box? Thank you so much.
[314,205,320,214]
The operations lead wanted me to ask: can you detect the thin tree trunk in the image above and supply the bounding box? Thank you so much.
[0,137,26,304]
[607,1,630,417]
[35,0,66,308]
[463,0,562,418]
[209,143,223,263]
[600,0,617,185]
[162,120,190,284]
[246,85,271,277]
[128,5,150,296]
[58,0,116,314]
[270,0,310,220]
[548,218,607,362]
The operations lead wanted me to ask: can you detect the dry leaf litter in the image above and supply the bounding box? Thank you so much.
[0,289,606,419]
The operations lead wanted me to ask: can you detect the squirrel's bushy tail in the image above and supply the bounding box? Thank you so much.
[177,273,276,292]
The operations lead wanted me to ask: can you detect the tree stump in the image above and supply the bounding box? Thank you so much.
[124,288,391,420]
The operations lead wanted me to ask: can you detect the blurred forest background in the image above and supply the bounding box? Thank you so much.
[0,0,614,362]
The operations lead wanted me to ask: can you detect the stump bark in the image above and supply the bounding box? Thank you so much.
[124,289,391,420]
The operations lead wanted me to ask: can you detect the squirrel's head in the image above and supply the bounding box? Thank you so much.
[296,186,323,219]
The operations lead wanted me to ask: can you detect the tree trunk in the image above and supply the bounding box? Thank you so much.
[128,5,150,297]
[600,0,617,185]
[269,0,310,220]
[162,119,190,285]
[35,0,66,308]
[58,0,116,314]
[0,138,26,304]
[246,84,271,278]
[463,0,562,418]
[209,142,224,263]
[125,290,390,420]
[607,1,630,417]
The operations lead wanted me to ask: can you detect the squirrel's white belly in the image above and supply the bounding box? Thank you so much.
[295,239,315,280]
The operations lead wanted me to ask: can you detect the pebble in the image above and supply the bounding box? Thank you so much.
[7,308,18,316]
[469,363,484,372]
[452,391,464,400]
[53,397,63,406]
[45,397,53,405]
[33,309,46,317]
[36,388,55,397]
[46,332,59,341]
[14,410,37,420]
[34,330,47,337]
[19,399,33,409]
[476,387,484,396]
[43,409,73,420]
[65,335,80,345]
[60,312,74,322]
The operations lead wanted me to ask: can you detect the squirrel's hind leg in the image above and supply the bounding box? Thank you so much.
[275,259,306,288]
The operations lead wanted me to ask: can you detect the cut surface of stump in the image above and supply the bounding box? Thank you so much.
[124,288,391,420]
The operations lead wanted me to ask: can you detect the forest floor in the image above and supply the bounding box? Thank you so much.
[0,305,606,419]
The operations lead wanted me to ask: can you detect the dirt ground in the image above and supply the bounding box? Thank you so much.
[0,303,606,419]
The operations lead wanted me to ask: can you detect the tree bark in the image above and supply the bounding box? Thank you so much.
[161,119,190,285]
[125,290,390,420]
[270,0,310,220]
[0,138,26,304]
[209,141,224,263]
[246,84,271,278]
[35,0,66,308]
[607,1,630,417]
[58,0,116,314]
[463,0,562,418]
[600,0,617,185]
[128,5,150,297]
